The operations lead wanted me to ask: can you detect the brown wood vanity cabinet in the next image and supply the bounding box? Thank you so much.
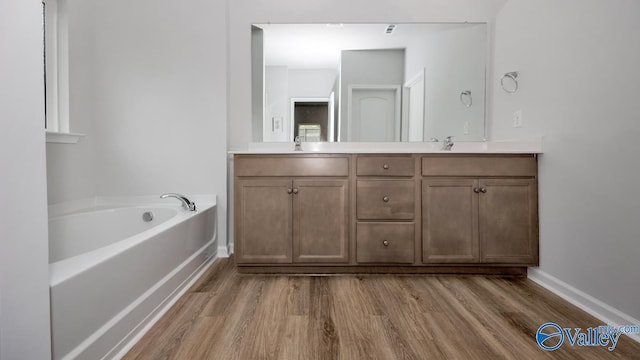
[234,152,539,272]
[421,155,539,265]
[356,156,416,264]
[234,155,349,265]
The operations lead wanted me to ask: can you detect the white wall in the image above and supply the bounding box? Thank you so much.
[47,0,229,247]
[492,0,640,320]
[228,0,508,150]
[288,69,337,99]
[0,1,52,358]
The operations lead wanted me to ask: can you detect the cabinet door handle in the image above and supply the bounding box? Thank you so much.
[287,188,293,194]
[382,196,390,202]
[480,187,487,193]
[473,188,480,193]
[382,240,389,246]
[382,163,389,170]
[292,188,299,194]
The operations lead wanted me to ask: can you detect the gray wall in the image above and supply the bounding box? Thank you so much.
[46,0,229,246]
[0,0,52,358]
[264,67,337,142]
[339,49,405,141]
[492,0,640,320]
[46,0,99,204]
[404,24,487,141]
[264,66,289,142]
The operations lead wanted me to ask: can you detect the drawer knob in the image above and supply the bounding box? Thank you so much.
[383,240,389,246]
[382,164,389,170]
[292,188,299,194]
[473,188,480,193]
[480,187,487,193]
[287,188,293,194]
[382,196,389,202]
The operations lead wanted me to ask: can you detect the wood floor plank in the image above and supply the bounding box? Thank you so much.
[123,292,214,360]
[124,258,640,360]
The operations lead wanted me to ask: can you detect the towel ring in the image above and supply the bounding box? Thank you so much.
[501,71,519,93]
[460,90,472,107]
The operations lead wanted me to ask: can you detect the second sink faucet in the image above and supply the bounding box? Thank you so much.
[160,193,196,211]
[441,136,454,151]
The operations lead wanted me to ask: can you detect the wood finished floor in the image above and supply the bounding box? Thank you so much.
[124,258,640,359]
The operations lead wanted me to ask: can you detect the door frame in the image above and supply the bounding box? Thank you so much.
[347,84,401,141]
[402,69,426,142]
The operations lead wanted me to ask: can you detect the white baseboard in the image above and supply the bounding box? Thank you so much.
[528,268,640,343]
[217,244,230,258]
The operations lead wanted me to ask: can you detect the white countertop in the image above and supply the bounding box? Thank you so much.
[229,137,543,155]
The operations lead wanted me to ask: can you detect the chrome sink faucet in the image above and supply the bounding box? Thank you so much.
[294,136,303,151]
[441,136,454,151]
[160,193,196,211]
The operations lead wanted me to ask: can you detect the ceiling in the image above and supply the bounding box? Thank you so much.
[256,23,480,69]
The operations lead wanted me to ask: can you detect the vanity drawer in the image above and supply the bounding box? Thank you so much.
[421,155,537,177]
[357,180,414,220]
[235,155,349,177]
[357,223,414,263]
[357,156,414,176]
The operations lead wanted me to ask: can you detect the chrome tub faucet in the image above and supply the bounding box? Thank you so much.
[160,193,197,211]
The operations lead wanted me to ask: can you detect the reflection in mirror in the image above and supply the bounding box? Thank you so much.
[252,23,487,143]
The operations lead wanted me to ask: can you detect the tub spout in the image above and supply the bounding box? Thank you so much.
[160,193,196,211]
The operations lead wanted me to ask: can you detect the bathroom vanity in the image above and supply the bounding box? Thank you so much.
[233,145,540,275]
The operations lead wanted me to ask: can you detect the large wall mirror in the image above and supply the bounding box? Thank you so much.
[252,23,488,143]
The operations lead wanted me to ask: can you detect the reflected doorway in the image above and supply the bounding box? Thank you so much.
[291,98,332,142]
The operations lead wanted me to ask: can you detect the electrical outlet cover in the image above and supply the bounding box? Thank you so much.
[513,110,523,127]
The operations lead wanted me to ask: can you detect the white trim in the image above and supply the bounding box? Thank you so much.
[43,0,70,133]
[217,245,230,258]
[347,84,402,141]
[328,91,335,142]
[109,254,219,360]
[528,268,640,343]
[402,69,426,142]
[45,130,85,144]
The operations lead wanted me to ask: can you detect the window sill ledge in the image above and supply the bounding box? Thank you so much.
[45,131,86,144]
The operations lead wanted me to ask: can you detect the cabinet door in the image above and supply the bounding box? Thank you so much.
[422,179,479,263]
[479,179,538,264]
[235,179,293,264]
[293,179,349,263]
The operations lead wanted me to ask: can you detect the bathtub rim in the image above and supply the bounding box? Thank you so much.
[49,196,216,288]
[48,194,217,218]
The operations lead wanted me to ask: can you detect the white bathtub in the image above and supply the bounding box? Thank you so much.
[49,197,217,360]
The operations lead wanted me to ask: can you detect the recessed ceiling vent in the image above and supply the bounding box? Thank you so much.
[384,24,397,34]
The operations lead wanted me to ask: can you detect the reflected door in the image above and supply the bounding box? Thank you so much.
[349,86,400,141]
